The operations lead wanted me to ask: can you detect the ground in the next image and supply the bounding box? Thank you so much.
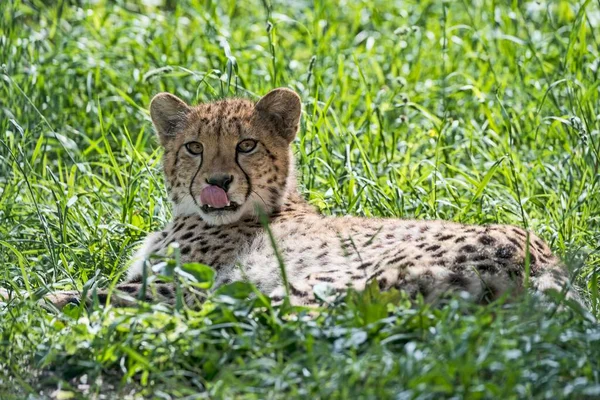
[0,0,599,398]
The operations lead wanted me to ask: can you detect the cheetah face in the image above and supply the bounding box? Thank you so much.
[150,88,301,226]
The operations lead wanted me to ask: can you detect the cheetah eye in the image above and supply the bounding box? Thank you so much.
[185,141,204,155]
[236,139,258,153]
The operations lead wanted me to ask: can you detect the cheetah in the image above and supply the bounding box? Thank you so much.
[1,88,578,308]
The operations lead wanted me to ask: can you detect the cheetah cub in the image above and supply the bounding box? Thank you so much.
[34,88,578,308]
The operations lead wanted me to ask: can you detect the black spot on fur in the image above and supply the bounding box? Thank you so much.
[368,269,385,281]
[447,273,469,289]
[181,232,194,240]
[289,284,308,297]
[432,251,447,258]
[158,285,174,298]
[96,293,108,304]
[455,236,466,243]
[128,275,143,283]
[388,254,407,265]
[455,254,467,264]
[426,244,441,252]
[460,245,477,253]
[118,285,138,294]
[495,245,516,259]
[527,253,537,265]
[534,239,545,250]
[316,276,334,283]
[477,264,497,272]
[67,297,81,306]
[416,243,427,249]
[181,246,191,255]
[358,262,372,270]
[508,237,523,249]
[473,255,487,262]
[378,278,388,290]
[479,235,496,245]
[438,234,454,241]
[513,228,527,238]
[316,252,328,260]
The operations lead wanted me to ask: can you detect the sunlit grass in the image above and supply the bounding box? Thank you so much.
[0,0,599,398]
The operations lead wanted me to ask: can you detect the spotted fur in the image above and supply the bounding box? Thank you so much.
[6,88,578,308]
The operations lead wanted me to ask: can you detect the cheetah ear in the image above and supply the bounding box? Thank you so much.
[150,92,191,144]
[255,88,301,142]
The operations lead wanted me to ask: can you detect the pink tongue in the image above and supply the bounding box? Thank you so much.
[200,185,229,208]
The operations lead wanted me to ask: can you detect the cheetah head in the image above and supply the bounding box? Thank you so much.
[150,88,301,226]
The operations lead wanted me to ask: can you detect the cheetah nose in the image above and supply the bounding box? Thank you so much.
[200,185,230,208]
[206,174,233,191]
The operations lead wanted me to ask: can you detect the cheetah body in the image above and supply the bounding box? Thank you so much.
[27,88,572,308]
[128,207,563,306]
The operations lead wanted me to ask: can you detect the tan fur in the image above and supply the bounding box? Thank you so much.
[3,88,578,309]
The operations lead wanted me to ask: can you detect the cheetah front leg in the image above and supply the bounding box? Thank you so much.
[0,283,177,310]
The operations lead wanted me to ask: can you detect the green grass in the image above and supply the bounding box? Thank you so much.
[1,0,600,398]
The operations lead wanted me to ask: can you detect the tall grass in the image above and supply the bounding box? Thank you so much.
[0,0,599,397]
